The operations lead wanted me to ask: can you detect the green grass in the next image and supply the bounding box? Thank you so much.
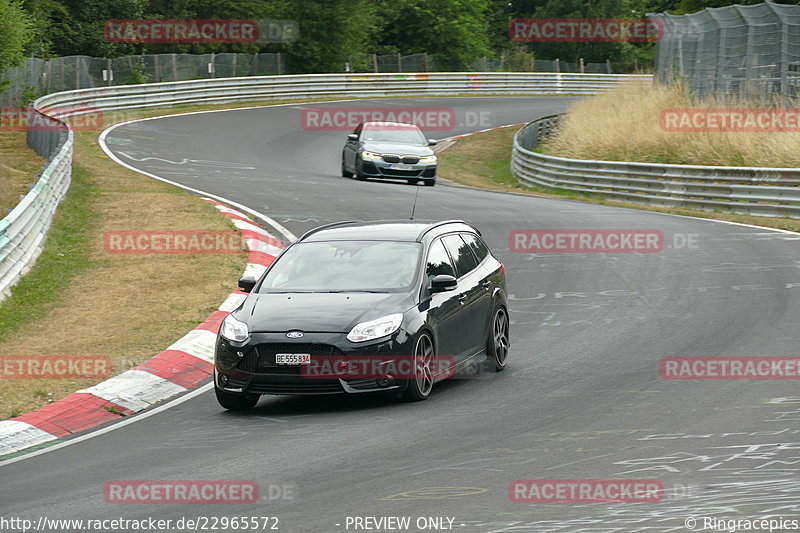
[0,162,100,343]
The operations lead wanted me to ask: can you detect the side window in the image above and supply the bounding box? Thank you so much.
[426,239,456,282]
[462,233,489,264]
[442,234,478,277]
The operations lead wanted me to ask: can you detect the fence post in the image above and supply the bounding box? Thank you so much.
[373,53,378,73]
[75,57,80,89]
[555,58,560,73]
[253,53,259,75]
[154,54,160,82]
[232,54,237,77]
[423,52,428,72]
[172,53,178,81]
[209,53,215,78]
[397,52,402,73]
[579,57,584,73]
[277,52,282,75]
[606,58,611,74]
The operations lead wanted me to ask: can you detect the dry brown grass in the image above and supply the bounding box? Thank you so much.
[546,81,800,167]
[0,132,45,215]
[0,125,247,420]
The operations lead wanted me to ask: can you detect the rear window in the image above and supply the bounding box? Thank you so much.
[462,232,489,263]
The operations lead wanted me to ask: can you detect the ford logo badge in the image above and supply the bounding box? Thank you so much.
[286,331,304,338]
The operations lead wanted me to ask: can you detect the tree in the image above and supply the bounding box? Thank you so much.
[0,0,34,72]
[376,0,492,70]
[282,0,376,73]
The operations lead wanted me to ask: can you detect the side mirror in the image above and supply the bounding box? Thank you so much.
[238,277,257,293]
[347,133,358,141]
[430,274,457,293]
[427,139,438,146]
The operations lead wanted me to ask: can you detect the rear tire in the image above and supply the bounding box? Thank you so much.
[402,332,435,401]
[215,386,260,411]
[342,154,353,178]
[487,307,509,371]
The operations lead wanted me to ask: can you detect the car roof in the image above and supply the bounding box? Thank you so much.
[298,220,480,243]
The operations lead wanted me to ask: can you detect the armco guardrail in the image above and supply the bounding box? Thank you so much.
[512,114,800,218]
[34,72,652,117]
[0,110,71,302]
[0,72,648,303]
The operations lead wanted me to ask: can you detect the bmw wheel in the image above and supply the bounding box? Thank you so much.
[354,157,367,181]
[342,153,353,178]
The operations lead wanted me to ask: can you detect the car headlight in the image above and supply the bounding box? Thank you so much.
[347,313,403,342]
[418,155,437,163]
[361,151,382,160]
[220,314,249,343]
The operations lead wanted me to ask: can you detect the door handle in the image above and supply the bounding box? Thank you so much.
[482,280,491,290]
[458,293,468,304]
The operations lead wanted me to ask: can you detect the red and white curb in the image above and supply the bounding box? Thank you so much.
[0,199,285,457]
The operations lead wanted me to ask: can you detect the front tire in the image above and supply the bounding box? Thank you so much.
[424,178,436,187]
[402,332,435,401]
[487,307,509,371]
[342,153,353,178]
[354,157,367,181]
[215,386,260,411]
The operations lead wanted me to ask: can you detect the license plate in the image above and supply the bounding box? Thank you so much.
[390,163,415,170]
[275,353,311,365]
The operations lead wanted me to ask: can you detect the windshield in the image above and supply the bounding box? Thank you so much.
[362,128,426,144]
[258,240,422,292]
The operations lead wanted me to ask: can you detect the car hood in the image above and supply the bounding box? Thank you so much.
[360,142,433,157]
[240,292,415,333]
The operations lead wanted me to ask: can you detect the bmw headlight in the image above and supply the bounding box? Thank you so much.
[347,314,403,342]
[418,155,437,163]
[220,314,250,343]
[361,151,382,160]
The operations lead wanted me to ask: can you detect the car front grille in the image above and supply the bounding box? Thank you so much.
[382,154,400,163]
[378,168,423,177]
[402,155,420,164]
[236,343,344,375]
[247,381,344,394]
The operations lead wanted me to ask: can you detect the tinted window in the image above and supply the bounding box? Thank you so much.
[361,126,426,144]
[426,239,456,281]
[442,234,478,277]
[462,233,489,263]
[259,241,421,292]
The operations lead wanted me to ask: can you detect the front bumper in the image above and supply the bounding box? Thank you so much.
[361,159,436,180]
[214,331,416,396]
